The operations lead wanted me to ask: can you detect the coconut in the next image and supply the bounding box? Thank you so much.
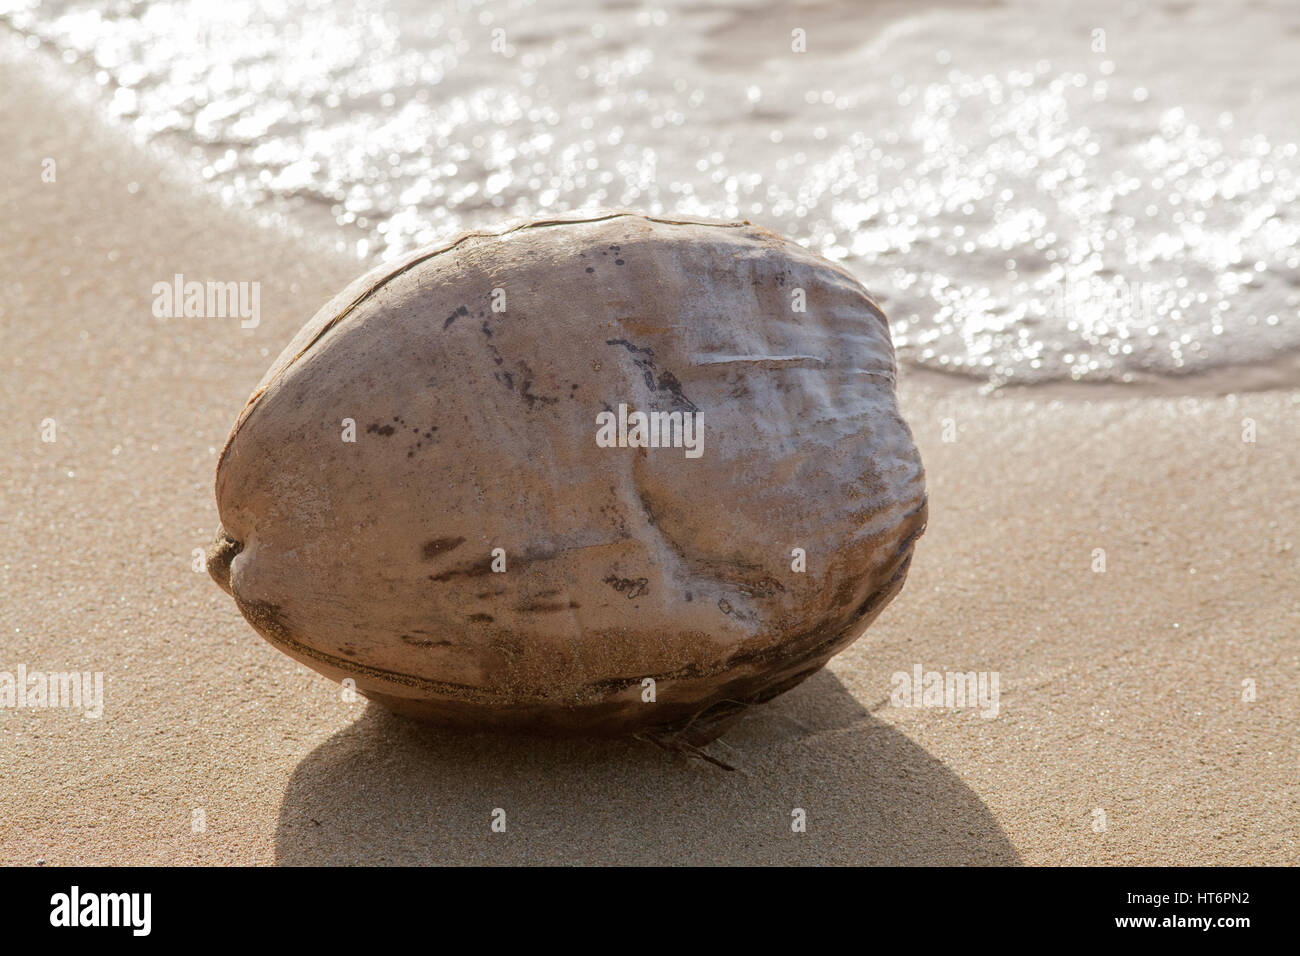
[208,212,927,746]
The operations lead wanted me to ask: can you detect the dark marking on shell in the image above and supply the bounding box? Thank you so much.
[603,575,649,599]
[518,360,558,409]
[516,600,581,613]
[429,550,552,582]
[603,339,697,412]
[444,304,469,329]
[401,633,453,648]
[605,337,653,357]
[711,564,786,598]
[422,536,467,560]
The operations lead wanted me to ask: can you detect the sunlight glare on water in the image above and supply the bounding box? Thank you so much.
[3,0,1297,386]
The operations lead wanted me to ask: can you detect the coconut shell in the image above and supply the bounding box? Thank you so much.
[208,212,927,744]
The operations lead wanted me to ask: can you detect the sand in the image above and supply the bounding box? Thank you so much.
[2,53,1296,866]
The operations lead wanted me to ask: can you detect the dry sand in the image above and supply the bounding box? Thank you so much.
[2,54,1296,866]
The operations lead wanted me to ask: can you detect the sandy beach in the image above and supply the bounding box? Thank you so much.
[2,45,1298,866]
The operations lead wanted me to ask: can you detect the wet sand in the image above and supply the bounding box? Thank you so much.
[2,54,1296,866]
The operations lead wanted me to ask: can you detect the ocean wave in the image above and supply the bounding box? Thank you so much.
[4,0,1298,387]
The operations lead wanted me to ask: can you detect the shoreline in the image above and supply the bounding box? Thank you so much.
[900,350,1300,400]
[7,22,1299,402]
[2,49,1297,866]
[7,23,1296,402]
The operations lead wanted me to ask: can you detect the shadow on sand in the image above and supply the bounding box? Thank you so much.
[275,669,1019,865]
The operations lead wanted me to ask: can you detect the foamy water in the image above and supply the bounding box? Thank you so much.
[4,0,1298,387]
